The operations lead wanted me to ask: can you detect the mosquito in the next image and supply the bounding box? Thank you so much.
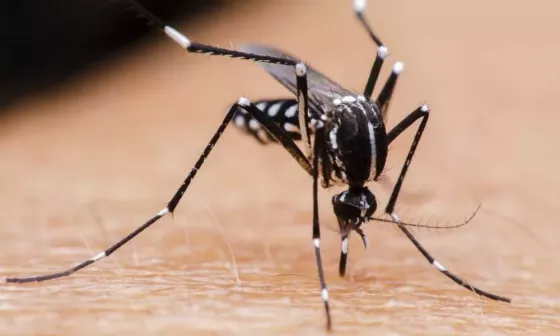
[5,0,511,330]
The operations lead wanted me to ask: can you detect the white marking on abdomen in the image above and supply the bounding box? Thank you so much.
[249,119,260,130]
[284,123,299,132]
[256,102,267,111]
[234,115,245,127]
[267,102,282,117]
[256,129,268,142]
[285,104,297,118]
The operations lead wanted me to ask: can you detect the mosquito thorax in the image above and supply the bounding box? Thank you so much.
[332,186,377,236]
[321,95,388,188]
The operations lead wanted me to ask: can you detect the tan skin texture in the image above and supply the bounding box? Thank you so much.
[1,1,560,335]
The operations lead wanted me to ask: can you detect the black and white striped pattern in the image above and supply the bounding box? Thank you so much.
[232,99,301,143]
[116,0,300,67]
[322,94,386,187]
[231,98,327,146]
[6,207,171,283]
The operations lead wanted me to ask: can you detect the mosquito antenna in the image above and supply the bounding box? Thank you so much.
[369,204,481,230]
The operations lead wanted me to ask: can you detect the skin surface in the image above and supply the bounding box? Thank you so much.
[1,0,559,334]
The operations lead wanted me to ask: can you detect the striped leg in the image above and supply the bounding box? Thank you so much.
[5,97,310,284]
[312,129,331,330]
[354,0,403,123]
[339,235,349,277]
[117,0,299,66]
[355,0,386,98]
[232,98,324,146]
[6,1,316,284]
[385,104,511,303]
[377,62,404,123]
[116,0,315,160]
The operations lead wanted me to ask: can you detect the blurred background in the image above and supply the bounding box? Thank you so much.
[0,0,226,109]
[1,1,559,335]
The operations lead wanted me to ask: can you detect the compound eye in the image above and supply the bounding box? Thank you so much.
[364,201,376,218]
[364,194,377,218]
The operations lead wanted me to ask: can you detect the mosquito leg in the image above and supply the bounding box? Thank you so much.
[385,104,430,209]
[311,129,332,330]
[5,98,310,284]
[240,60,329,327]
[394,215,511,302]
[121,0,315,157]
[384,104,511,302]
[232,62,312,173]
[354,0,405,122]
[339,235,349,277]
[377,61,404,123]
[243,59,330,327]
[354,0,388,99]
[237,98,312,176]
[118,0,299,67]
[7,1,315,283]
[295,64,313,158]
[354,0,384,47]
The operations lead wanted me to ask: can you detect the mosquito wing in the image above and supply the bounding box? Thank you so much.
[240,44,356,113]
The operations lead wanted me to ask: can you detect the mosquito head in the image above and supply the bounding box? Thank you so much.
[332,186,376,277]
[332,186,377,236]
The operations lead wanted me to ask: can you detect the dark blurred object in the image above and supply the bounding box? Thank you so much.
[0,0,227,110]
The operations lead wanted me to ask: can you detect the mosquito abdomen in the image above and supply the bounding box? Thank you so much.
[231,98,302,143]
